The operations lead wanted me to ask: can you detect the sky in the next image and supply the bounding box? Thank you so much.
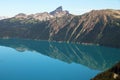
[0,0,120,17]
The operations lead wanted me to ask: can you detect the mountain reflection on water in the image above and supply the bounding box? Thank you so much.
[0,38,120,71]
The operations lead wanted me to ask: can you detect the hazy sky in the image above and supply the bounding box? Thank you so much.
[0,0,120,17]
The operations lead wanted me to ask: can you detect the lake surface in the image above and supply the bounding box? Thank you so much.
[0,39,120,80]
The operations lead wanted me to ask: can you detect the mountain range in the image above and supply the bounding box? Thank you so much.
[0,16,9,20]
[14,6,69,21]
[0,6,120,48]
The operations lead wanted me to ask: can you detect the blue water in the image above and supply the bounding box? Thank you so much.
[0,39,120,80]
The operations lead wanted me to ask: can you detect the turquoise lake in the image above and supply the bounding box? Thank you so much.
[0,39,120,80]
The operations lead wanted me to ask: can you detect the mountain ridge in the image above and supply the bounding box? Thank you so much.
[14,6,69,21]
[0,16,10,20]
[0,7,120,48]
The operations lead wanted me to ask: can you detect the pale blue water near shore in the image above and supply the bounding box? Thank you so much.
[0,39,120,80]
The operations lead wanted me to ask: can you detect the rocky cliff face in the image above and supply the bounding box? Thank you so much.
[0,8,120,48]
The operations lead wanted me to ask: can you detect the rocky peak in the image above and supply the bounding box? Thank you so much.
[49,6,69,16]
[55,6,63,12]
[15,13,27,19]
[14,6,69,21]
[50,6,63,15]
[31,12,52,21]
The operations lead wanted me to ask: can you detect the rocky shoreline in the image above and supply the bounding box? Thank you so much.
[91,62,120,80]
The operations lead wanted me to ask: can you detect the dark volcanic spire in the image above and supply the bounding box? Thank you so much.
[50,6,63,15]
[55,6,63,12]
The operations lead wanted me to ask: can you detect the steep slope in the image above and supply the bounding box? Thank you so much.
[0,9,120,48]
[51,9,120,47]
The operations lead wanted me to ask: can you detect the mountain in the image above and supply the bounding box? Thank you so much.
[0,7,120,48]
[92,62,120,80]
[50,6,63,15]
[14,6,69,21]
[50,6,69,16]
[0,16,9,20]
[0,38,120,71]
